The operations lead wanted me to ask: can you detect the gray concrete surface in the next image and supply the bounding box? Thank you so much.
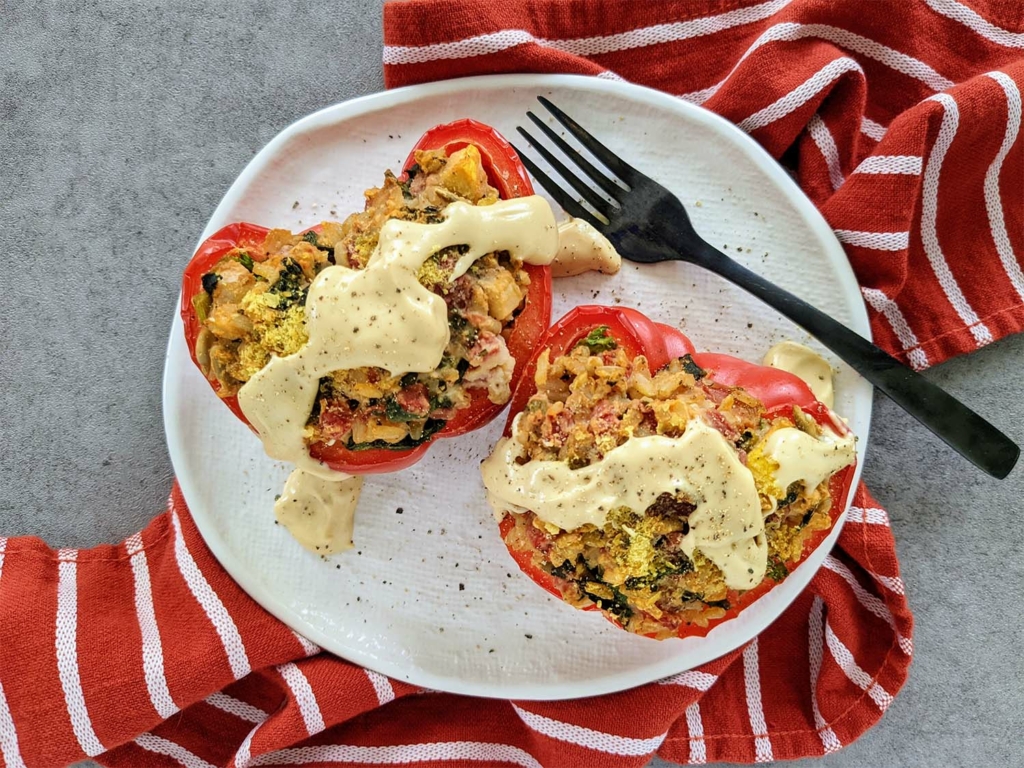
[2,2,1022,767]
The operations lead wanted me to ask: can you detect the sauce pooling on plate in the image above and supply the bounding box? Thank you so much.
[551,218,621,277]
[763,341,834,408]
[274,469,364,555]
[239,197,558,554]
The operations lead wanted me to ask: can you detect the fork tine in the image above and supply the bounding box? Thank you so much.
[511,142,604,228]
[525,111,624,199]
[537,96,638,185]
[516,125,616,218]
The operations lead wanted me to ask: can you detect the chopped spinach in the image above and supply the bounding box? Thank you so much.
[738,430,756,451]
[400,372,420,388]
[201,272,220,295]
[316,376,334,399]
[548,558,579,580]
[270,257,308,308]
[766,557,789,582]
[577,325,617,353]
[679,354,706,380]
[583,583,633,621]
[384,399,423,423]
[237,252,254,272]
[398,205,444,225]
[778,485,800,508]
[301,230,335,261]
[623,575,650,591]
[429,394,452,412]
[397,163,423,199]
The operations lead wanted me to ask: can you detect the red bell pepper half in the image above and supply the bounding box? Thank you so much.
[181,120,552,474]
[496,305,857,639]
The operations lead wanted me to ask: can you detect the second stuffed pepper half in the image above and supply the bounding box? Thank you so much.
[481,306,857,640]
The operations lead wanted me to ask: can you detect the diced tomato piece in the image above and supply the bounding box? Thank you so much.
[589,400,622,434]
[396,384,431,417]
[318,399,354,442]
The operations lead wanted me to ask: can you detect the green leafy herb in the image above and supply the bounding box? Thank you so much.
[398,204,444,224]
[384,398,425,423]
[270,258,308,308]
[429,394,452,412]
[680,354,706,380]
[766,557,789,582]
[583,583,633,621]
[201,272,220,295]
[238,252,254,272]
[548,558,579,580]
[302,231,320,246]
[400,372,420,388]
[397,163,423,199]
[578,325,617,353]
[738,430,756,451]
[778,485,800,508]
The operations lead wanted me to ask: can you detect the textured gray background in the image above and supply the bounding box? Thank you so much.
[2,2,1022,767]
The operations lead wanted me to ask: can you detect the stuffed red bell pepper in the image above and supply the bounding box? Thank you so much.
[181,120,553,474]
[481,306,857,640]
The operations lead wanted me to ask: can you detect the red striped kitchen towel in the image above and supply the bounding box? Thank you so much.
[0,485,909,767]
[385,0,1024,370]
[2,0,1022,766]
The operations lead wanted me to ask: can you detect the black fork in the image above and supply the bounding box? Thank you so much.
[513,96,1019,480]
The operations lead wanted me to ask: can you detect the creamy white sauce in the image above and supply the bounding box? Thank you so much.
[762,341,834,408]
[483,410,858,590]
[552,218,621,277]
[763,426,857,493]
[239,197,559,480]
[481,418,767,590]
[274,469,364,555]
[242,196,558,555]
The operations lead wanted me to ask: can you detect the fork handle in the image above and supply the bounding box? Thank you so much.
[692,245,1019,479]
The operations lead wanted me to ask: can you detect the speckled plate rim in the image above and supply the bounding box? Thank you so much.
[163,73,872,700]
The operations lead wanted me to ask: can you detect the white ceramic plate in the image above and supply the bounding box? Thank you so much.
[163,74,872,700]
